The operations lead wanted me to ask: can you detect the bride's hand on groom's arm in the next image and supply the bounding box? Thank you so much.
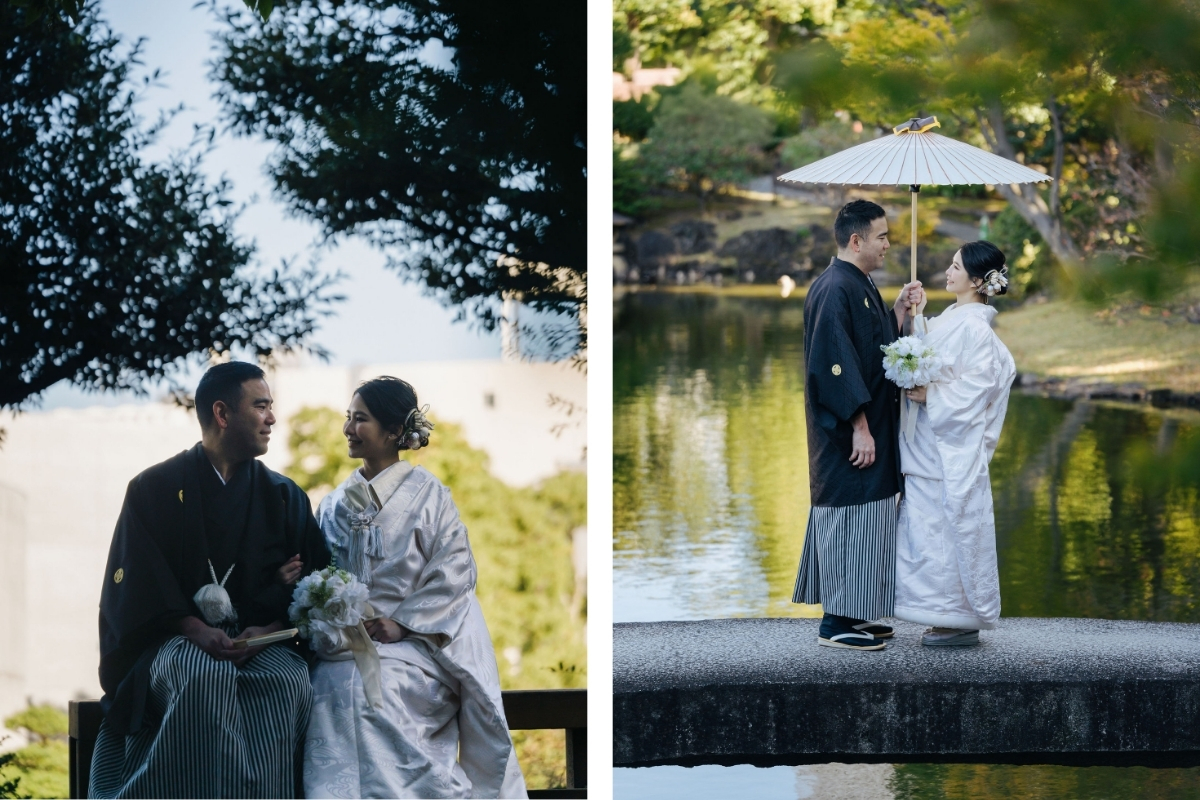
[364,617,405,644]
[276,554,303,585]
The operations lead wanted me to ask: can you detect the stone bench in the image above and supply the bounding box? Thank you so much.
[615,617,1200,768]
[71,689,586,798]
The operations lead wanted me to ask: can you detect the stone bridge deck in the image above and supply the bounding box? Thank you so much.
[614,617,1200,768]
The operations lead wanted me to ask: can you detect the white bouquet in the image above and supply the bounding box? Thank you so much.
[881,336,944,440]
[288,567,371,653]
[289,567,383,706]
[880,336,943,389]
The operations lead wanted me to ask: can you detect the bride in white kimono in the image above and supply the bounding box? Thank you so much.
[895,241,1016,647]
[295,376,527,798]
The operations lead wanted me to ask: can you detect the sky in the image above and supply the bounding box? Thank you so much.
[38,0,502,409]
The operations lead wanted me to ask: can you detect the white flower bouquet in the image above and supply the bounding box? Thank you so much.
[289,567,371,653]
[289,567,383,706]
[881,336,943,389]
[881,336,944,440]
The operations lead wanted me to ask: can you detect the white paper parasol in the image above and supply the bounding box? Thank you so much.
[777,116,1052,282]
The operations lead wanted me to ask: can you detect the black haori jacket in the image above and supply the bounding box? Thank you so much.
[803,257,903,507]
[98,443,329,734]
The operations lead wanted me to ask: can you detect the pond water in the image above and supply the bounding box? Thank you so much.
[613,289,1200,799]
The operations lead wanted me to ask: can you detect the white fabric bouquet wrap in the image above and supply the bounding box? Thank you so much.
[289,567,384,707]
[881,335,945,442]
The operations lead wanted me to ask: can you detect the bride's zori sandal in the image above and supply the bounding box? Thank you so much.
[921,628,979,647]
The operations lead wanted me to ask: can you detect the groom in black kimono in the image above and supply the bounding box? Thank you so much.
[90,361,330,798]
[792,199,922,651]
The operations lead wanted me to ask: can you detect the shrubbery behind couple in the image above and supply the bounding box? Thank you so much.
[90,362,527,798]
[794,199,1016,650]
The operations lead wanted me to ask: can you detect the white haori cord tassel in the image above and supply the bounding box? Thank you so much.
[194,559,237,626]
[341,482,384,588]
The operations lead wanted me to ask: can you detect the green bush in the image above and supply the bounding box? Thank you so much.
[614,98,654,141]
[4,707,67,745]
[989,205,1052,297]
[780,118,874,170]
[0,748,21,800]
[638,82,774,209]
[614,144,662,217]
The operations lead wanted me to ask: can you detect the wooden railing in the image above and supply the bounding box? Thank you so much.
[70,689,586,799]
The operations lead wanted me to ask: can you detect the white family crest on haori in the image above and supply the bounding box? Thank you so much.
[288,566,384,707]
[881,335,945,441]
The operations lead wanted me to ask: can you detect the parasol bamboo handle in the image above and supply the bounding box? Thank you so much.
[910,185,919,284]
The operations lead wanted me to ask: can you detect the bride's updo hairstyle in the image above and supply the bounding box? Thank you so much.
[354,376,434,451]
[960,240,1009,300]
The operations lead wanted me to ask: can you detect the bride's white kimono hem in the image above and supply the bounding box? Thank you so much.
[894,303,1015,632]
[304,461,527,799]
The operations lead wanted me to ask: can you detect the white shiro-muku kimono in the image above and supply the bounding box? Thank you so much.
[894,302,1016,631]
[304,461,527,799]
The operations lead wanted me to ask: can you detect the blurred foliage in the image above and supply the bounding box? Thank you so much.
[213,0,585,336]
[614,97,656,142]
[0,0,338,410]
[772,0,1200,300]
[892,762,1200,799]
[0,741,67,799]
[613,0,836,105]
[614,143,666,217]
[3,706,67,745]
[779,117,874,169]
[989,206,1052,297]
[0,747,19,800]
[286,406,586,788]
[638,83,775,211]
[617,0,1200,304]
[0,705,69,798]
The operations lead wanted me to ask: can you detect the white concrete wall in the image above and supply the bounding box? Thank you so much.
[265,359,588,485]
[0,359,585,708]
[0,483,27,723]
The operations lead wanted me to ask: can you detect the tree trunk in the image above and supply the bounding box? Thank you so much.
[977,104,1082,265]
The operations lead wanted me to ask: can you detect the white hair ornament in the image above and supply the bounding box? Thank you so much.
[977,266,1009,298]
[399,404,434,451]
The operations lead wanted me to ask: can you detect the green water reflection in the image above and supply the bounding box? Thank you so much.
[614,289,1200,797]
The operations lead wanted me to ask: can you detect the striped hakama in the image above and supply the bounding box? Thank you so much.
[89,634,312,799]
[792,493,899,620]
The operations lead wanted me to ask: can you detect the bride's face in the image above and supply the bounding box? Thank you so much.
[945,250,980,295]
[344,393,395,461]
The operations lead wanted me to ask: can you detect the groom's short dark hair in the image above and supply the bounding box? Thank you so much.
[834,199,886,248]
[195,361,266,429]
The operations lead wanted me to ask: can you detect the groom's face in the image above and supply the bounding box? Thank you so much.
[852,216,890,271]
[223,378,276,459]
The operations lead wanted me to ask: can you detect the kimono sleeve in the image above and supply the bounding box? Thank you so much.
[807,285,873,424]
[925,322,1000,458]
[243,482,331,626]
[99,476,192,695]
[388,484,477,649]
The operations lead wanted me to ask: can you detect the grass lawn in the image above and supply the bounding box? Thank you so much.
[994,299,1200,394]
